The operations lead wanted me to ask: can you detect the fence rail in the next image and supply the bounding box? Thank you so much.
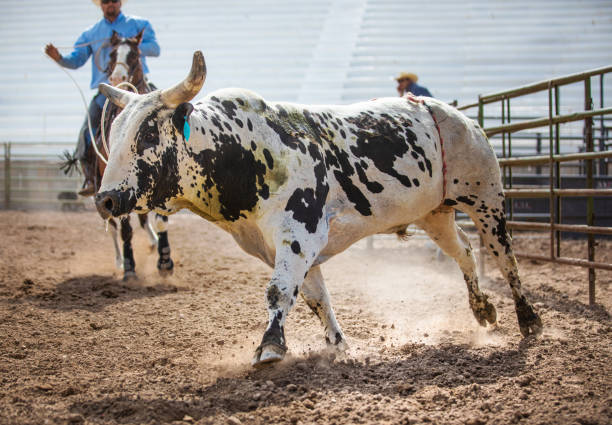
[459,64,612,305]
[0,141,86,211]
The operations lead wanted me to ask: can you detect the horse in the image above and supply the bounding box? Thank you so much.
[93,30,174,280]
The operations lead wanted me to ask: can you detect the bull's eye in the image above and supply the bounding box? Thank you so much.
[136,116,160,154]
[139,130,158,150]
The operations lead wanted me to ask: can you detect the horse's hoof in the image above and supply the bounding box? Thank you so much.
[123,271,137,282]
[157,259,174,277]
[251,343,286,368]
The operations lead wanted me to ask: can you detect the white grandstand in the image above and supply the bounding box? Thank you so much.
[1,0,611,145]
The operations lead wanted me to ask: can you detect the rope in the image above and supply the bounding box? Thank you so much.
[43,48,109,165]
[100,81,138,158]
[405,94,448,200]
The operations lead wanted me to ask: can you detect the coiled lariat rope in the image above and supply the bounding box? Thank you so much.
[44,39,138,165]
[43,39,112,165]
[100,81,138,158]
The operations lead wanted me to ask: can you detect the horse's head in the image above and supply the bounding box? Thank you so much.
[107,30,144,88]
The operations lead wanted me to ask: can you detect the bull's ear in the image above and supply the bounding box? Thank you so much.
[99,83,137,109]
[172,102,194,141]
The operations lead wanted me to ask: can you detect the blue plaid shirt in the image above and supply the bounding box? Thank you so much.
[59,12,160,89]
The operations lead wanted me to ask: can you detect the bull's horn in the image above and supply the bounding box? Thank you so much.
[99,83,137,109]
[161,51,206,108]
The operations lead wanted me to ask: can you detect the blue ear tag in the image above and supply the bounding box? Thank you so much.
[183,116,191,141]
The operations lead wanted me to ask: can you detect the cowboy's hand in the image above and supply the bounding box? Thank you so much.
[45,43,61,62]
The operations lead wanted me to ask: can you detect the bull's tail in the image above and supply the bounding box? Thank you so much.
[59,149,81,177]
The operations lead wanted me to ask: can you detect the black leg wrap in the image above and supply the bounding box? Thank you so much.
[121,219,136,281]
[156,231,174,276]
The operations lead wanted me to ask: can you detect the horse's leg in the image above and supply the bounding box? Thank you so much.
[138,213,158,252]
[153,214,174,276]
[107,218,123,270]
[120,217,137,281]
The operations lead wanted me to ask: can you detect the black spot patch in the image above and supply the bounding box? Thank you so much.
[443,199,458,206]
[135,109,162,155]
[263,149,274,169]
[284,144,329,233]
[247,118,253,131]
[291,240,301,254]
[325,143,372,216]
[354,162,383,194]
[136,146,184,211]
[261,310,285,347]
[492,213,511,253]
[267,284,280,309]
[456,196,476,206]
[220,100,238,120]
[189,132,269,221]
[265,118,307,154]
[346,112,431,188]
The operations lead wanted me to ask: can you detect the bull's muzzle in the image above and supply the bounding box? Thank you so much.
[95,190,136,219]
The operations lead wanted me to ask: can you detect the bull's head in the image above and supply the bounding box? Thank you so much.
[95,51,206,220]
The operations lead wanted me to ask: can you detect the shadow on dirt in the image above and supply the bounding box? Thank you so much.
[485,277,610,325]
[13,275,181,312]
[70,341,532,423]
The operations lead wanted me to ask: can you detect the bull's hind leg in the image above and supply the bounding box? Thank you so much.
[300,266,348,352]
[415,209,497,327]
[153,214,174,276]
[458,194,542,337]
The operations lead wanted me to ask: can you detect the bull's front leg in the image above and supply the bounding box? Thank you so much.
[252,216,329,368]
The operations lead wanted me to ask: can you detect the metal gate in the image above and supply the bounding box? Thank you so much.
[458,65,612,305]
[0,142,87,211]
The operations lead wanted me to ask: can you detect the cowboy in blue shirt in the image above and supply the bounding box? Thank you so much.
[395,72,433,98]
[45,0,160,196]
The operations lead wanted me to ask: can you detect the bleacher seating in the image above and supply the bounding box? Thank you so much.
[1,0,611,147]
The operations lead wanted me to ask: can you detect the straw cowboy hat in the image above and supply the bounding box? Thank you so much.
[92,0,127,5]
[395,72,418,83]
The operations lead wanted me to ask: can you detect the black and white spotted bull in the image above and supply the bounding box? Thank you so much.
[95,51,542,367]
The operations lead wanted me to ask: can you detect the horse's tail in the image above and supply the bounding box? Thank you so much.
[59,149,81,176]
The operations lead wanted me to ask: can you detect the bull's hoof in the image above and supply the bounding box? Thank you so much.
[325,334,349,353]
[519,313,543,337]
[471,295,497,327]
[123,270,137,282]
[515,297,543,337]
[157,259,174,277]
[251,342,287,368]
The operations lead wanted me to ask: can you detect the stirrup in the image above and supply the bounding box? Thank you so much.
[78,182,95,197]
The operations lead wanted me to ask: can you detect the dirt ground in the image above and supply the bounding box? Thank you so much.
[0,209,610,425]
